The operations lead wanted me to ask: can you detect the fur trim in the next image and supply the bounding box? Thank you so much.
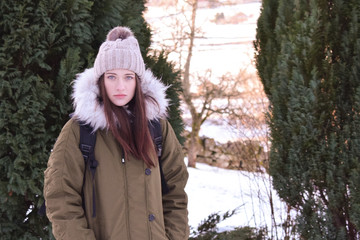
[71,68,169,131]
[142,70,169,121]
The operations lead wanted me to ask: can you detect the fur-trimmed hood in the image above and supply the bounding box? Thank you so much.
[71,68,169,131]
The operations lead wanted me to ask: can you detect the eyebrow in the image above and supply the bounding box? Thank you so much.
[105,72,135,76]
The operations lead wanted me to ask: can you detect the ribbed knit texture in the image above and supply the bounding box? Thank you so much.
[94,27,145,80]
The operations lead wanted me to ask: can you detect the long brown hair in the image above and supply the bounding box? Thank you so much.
[98,74,156,167]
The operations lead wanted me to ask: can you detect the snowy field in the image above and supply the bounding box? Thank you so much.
[145,2,295,238]
[185,160,292,238]
[145,1,262,76]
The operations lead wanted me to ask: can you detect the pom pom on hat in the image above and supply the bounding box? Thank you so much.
[106,26,133,41]
[94,26,145,80]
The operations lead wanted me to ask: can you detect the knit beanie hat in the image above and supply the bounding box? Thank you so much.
[94,26,145,80]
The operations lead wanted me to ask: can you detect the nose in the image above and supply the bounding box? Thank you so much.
[116,79,125,91]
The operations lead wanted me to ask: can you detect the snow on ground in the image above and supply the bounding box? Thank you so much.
[185,160,291,238]
[146,2,294,237]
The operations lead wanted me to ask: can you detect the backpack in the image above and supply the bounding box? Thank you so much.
[38,119,169,217]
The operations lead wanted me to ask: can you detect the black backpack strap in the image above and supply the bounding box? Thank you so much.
[79,122,98,217]
[38,121,98,217]
[149,119,169,195]
[38,199,46,216]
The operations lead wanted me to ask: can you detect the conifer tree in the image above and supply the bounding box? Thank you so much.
[0,1,93,238]
[146,51,185,144]
[255,0,360,239]
[0,0,183,239]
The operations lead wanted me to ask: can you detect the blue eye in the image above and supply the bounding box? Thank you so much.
[107,75,116,80]
[126,75,134,80]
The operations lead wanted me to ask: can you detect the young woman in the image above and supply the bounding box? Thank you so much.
[43,26,189,240]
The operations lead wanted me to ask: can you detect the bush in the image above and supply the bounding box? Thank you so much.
[189,210,268,240]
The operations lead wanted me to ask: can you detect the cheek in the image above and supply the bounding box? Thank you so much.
[104,79,113,94]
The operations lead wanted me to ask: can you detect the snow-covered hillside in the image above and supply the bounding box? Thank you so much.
[145,1,261,76]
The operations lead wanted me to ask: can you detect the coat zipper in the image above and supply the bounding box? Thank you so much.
[144,162,152,240]
[121,147,131,240]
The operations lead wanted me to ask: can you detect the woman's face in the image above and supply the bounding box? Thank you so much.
[104,69,136,106]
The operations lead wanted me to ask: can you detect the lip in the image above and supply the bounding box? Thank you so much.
[114,94,127,98]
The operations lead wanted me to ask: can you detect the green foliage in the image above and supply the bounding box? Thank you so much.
[0,0,183,239]
[255,0,360,238]
[190,227,268,240]
[0,0,93,238]
[192,209,237,236]
[91,0,151,59]
[189,210,268,240]
[146,51,185,144]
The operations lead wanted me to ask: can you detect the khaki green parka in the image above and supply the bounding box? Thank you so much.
[43,68,189,240]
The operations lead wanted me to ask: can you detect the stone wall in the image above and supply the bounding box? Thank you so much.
[184,135,268,172]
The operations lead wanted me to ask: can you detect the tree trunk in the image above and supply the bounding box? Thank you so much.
[181,0,199,167]
[187,139,198,168]
[187,120,201,168]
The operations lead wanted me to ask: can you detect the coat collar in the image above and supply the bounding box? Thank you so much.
[71,68,169,131]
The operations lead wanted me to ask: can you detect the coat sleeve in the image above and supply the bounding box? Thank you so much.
[43,119,96,240]
[160,119,190,240]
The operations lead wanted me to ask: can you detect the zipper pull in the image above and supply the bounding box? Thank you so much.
[121,148,125,164]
